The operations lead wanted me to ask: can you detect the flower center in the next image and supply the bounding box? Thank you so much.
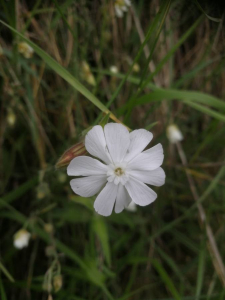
[114,167,124,176]
[107,163,129,185]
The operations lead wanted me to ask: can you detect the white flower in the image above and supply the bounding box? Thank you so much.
[67,123,165,217]
[166,124,183,144]
[114,0,131,18]
[125,200,137,212]
[13,229,31,249]
[18,42,34,59]
[110,65,119,74]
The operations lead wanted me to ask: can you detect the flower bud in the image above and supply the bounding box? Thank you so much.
[44,223,54,234]
[166,124,183,144]
[57,172,67,183]
[18,42,34,59]
[56,141,87,169]
[53,275,63,292]
[45,246,55,257]
[81,61,96,86]
[7,109,16,127]
[133,63,140,73]
[110,66,118,74]
[13,229,31,249]
[36,182,51,199]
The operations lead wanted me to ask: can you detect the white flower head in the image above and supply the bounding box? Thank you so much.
[125,200,137,212]
[18,42,34,59]
[67,123,165,217]
[110,65,119,74]
[114,0,131,18]
[166,124,183,144]
[13,229,31,249]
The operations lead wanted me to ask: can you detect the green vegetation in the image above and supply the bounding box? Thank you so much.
[0,0,225,299]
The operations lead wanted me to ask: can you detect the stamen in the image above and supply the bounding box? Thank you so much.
[114,167,124,176]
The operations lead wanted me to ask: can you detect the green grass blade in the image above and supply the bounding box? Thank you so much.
[0,261,15,283]
[128,89,225,122]
[196,240,206,299]
[136,89,225,111]
[152,259,181,300]
[0,277,7,300]
[0,20,120,123]
[184,101,225,122]
[0,177,38,206]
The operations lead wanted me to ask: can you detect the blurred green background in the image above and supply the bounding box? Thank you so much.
[1,0,225,299]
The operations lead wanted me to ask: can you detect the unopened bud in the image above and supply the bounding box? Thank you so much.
[44,223,54,234]
[7,109,16,126]
[110,66,118,74]
[133,63,140,73]
[13,229,31,249]
[18,42,34,59]
[166,124,183,144]
[81,61,96,86]
[45,246,55,257]
[53,275,63,292]
[36,182,50,199]
[56,141,87,169]
[57,172,67,183]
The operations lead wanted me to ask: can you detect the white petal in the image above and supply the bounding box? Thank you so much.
[85,125,112,164]
[94,182,118,216]
[67,156,107,176]
[124,129,153,162]
[128,143,164,171]
[104,123,130,163]
[125,177,157,206]
[115,184,131,213]
[129,167,165,186]
[70,175,107,197]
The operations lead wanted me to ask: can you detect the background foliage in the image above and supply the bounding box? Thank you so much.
[1,0,225,299]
